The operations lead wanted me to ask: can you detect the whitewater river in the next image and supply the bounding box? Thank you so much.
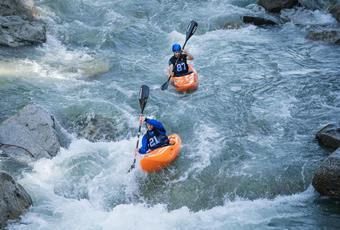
[1,0,340,229]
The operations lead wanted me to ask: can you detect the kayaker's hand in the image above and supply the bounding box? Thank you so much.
[134,148,139,155]
[139,115,144,125]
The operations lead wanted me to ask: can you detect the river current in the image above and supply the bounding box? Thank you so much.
[1,0,340,229]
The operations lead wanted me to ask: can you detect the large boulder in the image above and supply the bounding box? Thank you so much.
[0,171,32,228]
[312,148,340,198]
[258,0,299,13]
[70,113,118,142]
[0,0,46,47]
[0,104,66,162]
[307,30,340,45]
[329,4,340,22]
[0,16,46,47]
[242,16,278,26]
[316,124,340,149]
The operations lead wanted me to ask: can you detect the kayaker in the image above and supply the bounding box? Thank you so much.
[136,116,169,154]
[168,43,194,77]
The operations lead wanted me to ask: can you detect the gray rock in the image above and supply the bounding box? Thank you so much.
[0,0,46,47]
[258,0,298,12]
[307,30,340,45]
[329,4,340,22]
[0,0,35,20]
[0,171,32,228]
[0,16,46,47]
[312,148,340,198]
[72,113,118,142]
[316,124,340,149]
[0,104,65,161]
[242,16,278,26]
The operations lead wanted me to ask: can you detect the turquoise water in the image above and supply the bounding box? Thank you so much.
[1,0,340,229]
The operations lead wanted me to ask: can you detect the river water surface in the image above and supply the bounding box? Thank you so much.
[1,0,340,229]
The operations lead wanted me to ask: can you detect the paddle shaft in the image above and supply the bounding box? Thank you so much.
[128,85,149,173]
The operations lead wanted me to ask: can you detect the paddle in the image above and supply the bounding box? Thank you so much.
[128,85,150,173]
[161,20,198,91]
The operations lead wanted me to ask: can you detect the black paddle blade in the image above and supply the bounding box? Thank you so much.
[182,20,198,50]
[138,85,149,113]
[161,77,171,90]
[186,20,198,41]
[161,82,169,90]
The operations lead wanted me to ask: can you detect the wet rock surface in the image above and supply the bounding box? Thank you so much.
[316,124,340,150]
[258,0,299,13]
[242,16,278,26]
[0,104,67,162]
[313,148,340,198]
[0,0,46,47]
[0,171,32,228]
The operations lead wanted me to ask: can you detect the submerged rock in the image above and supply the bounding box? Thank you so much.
[316,124,340,149]
[0,171,32,228]
[72,113,118,142]
[242,16,278,26]
[329,4,340,22]
[307,30,340,45]
[258,0,298,13]
[0,0,46,47]
[313,148,340,198]
[0,104,67,162]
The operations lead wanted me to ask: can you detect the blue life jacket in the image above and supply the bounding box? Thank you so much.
[139,119,169,154]
[145,128,169,150]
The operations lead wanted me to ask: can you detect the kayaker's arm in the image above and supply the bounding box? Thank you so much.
[183,50,193,60]
[168,64,175,77]
[138,134,149,154]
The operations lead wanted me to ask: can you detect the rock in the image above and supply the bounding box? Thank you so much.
[0,0,35,20]
[0,16,46,47]
[329,4,340,22]
[258,0,298,13]
[312,148,340,198]
[307,30,340,45]
[71,113,118,142]
[0,171,32,228]
[0,104,66,161]
[316,124,340,149]
[0,0,46,47]
[242,16,278,26]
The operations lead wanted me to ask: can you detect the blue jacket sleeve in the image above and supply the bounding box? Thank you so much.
[145,119,166,135]
[138,134,149,154]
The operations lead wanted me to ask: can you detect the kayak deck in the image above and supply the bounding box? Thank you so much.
[140,134,182,173]
[171,64,199,92]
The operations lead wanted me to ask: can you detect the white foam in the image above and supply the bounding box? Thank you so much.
[9,181,316,230]
[186,122,224,173]
[282,8,337,25]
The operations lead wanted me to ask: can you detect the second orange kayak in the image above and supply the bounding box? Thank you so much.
[171,64,199,92]
[140,134,182,173]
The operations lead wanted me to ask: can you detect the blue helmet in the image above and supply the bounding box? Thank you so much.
[172,43,181,52]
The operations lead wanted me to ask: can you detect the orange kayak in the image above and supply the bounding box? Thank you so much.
[171,64,199,92]
[140,134,182,173]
